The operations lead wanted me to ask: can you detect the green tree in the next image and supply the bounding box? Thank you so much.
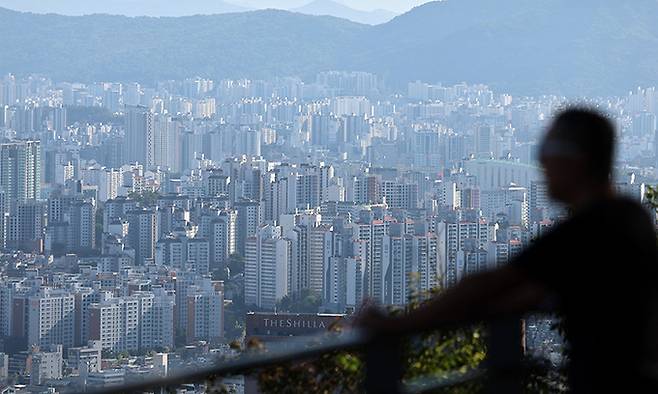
[645,185,658,212]
[128,190,161,206]
[276,289,322,313]
[117,351,131,362]
[223,304,246,341]
[227,254,245,276]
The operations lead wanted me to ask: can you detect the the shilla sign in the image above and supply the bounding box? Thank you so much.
[263,317,327,329]
[246,312,345,337]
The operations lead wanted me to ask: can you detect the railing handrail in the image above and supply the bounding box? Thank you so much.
[77,330,371,394]
[75,318,535,394]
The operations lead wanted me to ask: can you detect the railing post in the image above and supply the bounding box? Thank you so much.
[485,317,524,394]
[364,335,403,394]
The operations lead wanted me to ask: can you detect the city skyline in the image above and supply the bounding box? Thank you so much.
[0,66,653,391]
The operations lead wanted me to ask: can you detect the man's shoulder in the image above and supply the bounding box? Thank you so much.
[557,197,652,239]
[587,196,648,218]
[607,196,644,208]
[586,197,656,242]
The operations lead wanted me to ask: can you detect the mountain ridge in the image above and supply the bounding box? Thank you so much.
[2,1,658,95]
[292,0,396,25]
[0,0,399,23]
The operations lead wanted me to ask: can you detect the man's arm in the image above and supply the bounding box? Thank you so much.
[361,265,548,335]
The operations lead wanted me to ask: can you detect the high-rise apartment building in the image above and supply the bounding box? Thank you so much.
[352,175,381,204]
[281,212,326,296]
[0,140,41,205]
[156,236,210,274]
[88,297,139,353]
[7,200,45,252]
[381,181,418,210]
[352,219,391,303]
[186,281,223,343]
[235,200,261,257]
[46,193,96,253]
[28,289,75,349]
[124,106,154,167]
[30,345,63,385]
[127,208,158,265]
[198,210,236,270]
[244,225,291,310]
[433,217,491,287]
[151,287,175,349]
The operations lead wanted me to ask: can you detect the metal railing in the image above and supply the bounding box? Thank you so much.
[78,318,532,394]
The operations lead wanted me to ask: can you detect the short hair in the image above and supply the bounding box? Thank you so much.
[546,108,616,182]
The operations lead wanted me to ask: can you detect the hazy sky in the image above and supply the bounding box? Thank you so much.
[0,0,433,15]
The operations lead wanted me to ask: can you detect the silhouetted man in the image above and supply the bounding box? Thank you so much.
[360,108,658,392]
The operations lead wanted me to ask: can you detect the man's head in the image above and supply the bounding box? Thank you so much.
[539,108,615,204]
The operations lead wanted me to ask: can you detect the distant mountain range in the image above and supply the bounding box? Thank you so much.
[0,0,397,24]
[292,0,396,25]
[2,0,658,95]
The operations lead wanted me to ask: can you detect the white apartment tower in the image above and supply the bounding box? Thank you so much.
[244,225,291,310]
[88,298,140,353]
[28,289,75,349]
[0,140,41,206]
[186,281,223,343]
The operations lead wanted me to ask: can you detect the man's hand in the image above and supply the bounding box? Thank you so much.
[353,266,545,339]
